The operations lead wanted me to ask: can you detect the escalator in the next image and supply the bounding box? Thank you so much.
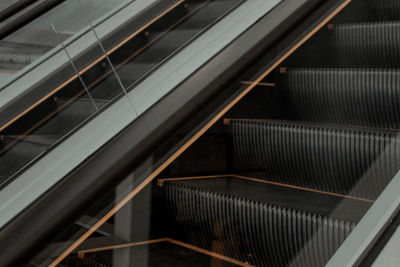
[1,0,400,266]
[155,0,400,266]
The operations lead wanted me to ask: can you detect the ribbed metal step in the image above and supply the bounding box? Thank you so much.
[333,22,400,67]
[161,176,367,267]
[277,68,400,129]
[228,119,400,199]
[333,0,400,23]
[288,22,400,68]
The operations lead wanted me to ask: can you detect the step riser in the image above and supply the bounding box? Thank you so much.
[333,0,400,22]
[229,120,400,199]
[289,23,400,68]
[164,184,355,267]
[278,69,400,129]
[334,23,400,67]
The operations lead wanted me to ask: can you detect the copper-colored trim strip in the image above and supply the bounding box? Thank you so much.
[241,81,276,87]
[233,175,373,203]
[157,174,230,186]
[77,237,253,266]
[157,174,374,203]
[0,87,87,155]
[77,238,169,259]
[49,1,351,265]
[0,0,186,133]
[166,238,253,267]
[49,167,167,267]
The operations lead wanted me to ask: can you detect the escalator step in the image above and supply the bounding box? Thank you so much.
[228,119,400,199]
[333,0,400,23]
[333,22,400,67]
[277,68,400,129]
[162,176,364,267]
[289,22,400,68]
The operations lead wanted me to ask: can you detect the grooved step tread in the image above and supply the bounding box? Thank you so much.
[335,22,400,67]
[288,22,400,68]
[228,119,400,199]
[333,0,400,22]
[162,176,371,222]
[277,68,400,129]
[162,176,359,267]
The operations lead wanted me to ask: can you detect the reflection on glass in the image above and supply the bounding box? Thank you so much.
[54,30,127,110]
[0,0,127,85]
[0,1,133,187]
[0,57,97,187]
[101,0,244,91]
[0,0,244,186]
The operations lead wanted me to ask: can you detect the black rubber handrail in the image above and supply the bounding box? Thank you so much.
[0,0,67,40]
[0,0,39,23]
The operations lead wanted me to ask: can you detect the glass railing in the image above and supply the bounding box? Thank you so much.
[0,0,245,188]
[0,0,133,188]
